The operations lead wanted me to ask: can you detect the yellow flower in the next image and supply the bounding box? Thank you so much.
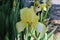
[34,1,46,13]
[20,7,38,24]
[16,6,47,38]
[41,4,46,11]
[34,1,41,13]
[16,6,39,32]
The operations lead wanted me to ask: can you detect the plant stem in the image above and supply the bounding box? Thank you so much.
[40,11,44,22]
[26,24,28,40]
[43,8,49,21]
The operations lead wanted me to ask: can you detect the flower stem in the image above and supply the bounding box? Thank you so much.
[26,24,28,40]
[40,11,44,22]
[43,8,49,21]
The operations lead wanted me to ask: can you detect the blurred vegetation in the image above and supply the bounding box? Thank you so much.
[0,0,19,40]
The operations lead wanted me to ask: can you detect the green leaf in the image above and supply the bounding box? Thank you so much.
[48,26,58,39]
[48,34,53,40]
[43,33,47,40]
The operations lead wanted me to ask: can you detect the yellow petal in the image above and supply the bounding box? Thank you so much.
[16,21,26,33]
[41,4,46,11]
[20,6,39,24]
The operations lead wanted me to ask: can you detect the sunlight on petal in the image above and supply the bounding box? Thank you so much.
[37,23,44,33]
[36,22,46,33]
[36,22,47,38]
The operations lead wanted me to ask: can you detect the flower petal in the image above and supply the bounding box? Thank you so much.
[16,22,25,33]
[36,22,47,38]
[20,6,39,24]
[41,4,46,11]
[37,23,44,33]
[36,22,46,32]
